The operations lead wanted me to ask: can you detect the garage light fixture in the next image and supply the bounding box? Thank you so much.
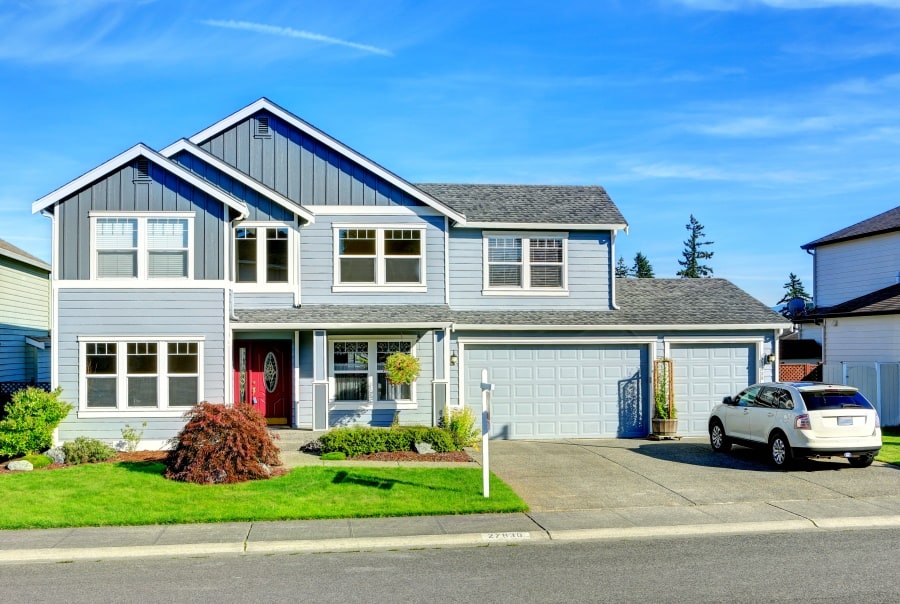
[450,351,458,366]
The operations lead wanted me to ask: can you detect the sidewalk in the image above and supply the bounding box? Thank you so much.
[3,434,900,564]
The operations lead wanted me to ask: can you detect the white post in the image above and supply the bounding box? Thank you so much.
[480,368,493,498]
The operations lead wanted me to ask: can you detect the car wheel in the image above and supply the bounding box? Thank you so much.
[769,432,792,468]
[848,454,874,468]
[709,420,732,453]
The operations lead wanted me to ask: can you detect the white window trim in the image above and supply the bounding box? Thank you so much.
[232,221,297,291]
[482,231,568,295]
[77,336,205,418]
[327,335,418,410]
[89,211,195,281]
[332,224,427,293]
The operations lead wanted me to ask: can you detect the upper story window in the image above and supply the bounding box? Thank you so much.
[91,213,193,280]
[483,231,567,294]
[333,225,426,292]
[234,223,292,286]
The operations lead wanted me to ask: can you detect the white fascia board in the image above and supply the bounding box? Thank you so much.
[451,323,790,331]
[186,98,467,224]
[456,222,628,231]
[32,144,249,219]
[234,322,452,331]
[0,248,50,272]
[160,139,315,224]
[25,336,50,349]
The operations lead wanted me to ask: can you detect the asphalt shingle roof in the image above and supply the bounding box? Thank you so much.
[415,184,627,226]
[801,283,900,318]
[234,280,786,329]
[802,205,900,249]
[0,238,50,271]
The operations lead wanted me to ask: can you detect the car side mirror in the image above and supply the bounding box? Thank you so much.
[722,396,735,406]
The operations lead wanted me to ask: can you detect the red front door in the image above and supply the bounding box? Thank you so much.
[234,340,291,425]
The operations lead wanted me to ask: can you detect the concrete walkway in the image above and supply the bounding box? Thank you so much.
[2,434,900,564]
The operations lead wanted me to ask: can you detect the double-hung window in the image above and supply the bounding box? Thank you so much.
[81,338,202,415]
[92,213,193,280]
[330,338,415,408]
[484,232,567,293]
[234,224,292,286]
[334,226,425,291]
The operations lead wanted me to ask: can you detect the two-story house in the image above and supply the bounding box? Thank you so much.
[797,205,900,426]
[32,98,786,448]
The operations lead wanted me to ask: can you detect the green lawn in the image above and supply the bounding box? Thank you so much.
[877,427,900,466]
[0,461,527,530]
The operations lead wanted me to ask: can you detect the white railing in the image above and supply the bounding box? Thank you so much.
[822,362,900,427]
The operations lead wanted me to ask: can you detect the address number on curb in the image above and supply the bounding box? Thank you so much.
[482,532,531,541]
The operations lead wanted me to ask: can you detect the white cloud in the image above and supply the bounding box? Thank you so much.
[672,0,900,9]
[200,19,392,56]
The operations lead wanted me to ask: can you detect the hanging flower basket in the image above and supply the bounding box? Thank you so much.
[385,352,421,385]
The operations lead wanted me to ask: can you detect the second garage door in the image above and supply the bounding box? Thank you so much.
[670,343,755,436]
[463,344,649,439]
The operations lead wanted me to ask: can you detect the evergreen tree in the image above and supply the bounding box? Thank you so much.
[615,256,630,278]
[632,252,655,278]
[778,273,811,304]
[676,214,714,278]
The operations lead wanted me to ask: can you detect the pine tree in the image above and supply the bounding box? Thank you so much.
[615,256,630,278]
[632,252,655,278]
[778,273,811,304]
[676,214,714,278]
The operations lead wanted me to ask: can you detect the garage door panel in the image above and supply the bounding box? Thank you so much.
[465,344,649,439]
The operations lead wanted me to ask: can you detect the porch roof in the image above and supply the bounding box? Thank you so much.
[232,305,453,329]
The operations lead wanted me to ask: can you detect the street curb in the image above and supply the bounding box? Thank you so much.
[0,542,244,564]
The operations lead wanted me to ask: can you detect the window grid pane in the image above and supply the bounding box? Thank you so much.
[235,227,258,282]
[266,228,289,283]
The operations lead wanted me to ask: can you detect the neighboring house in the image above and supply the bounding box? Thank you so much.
[797,205,900,425]
[0,239,51,405]
[32,98,787,447]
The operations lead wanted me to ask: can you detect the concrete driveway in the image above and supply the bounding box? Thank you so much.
[473,437,900,513]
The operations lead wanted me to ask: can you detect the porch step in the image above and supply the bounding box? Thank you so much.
[268,428,324,452]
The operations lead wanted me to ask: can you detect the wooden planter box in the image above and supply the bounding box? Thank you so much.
[651,418,678,437]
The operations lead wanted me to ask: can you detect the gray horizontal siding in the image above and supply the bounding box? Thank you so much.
[233,292,296,310]
[56,417,188,447]
[448,230,612,310]
[56,288,227,410]
[0,258,50,381]
[55,161,227,280]
[300,214,446,305]
[199,111,422,208]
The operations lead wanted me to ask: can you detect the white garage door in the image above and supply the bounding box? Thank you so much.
[670,344,755,436]
[464,344,648,439]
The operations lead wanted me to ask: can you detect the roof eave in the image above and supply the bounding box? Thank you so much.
[455,222,629,231]
[452,322,789,331]
[0,248,50,272]
[234,321,453,330]
[801,227,900,250]
[187,98,467,225]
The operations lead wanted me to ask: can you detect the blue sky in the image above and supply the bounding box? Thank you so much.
[2,0,899,305]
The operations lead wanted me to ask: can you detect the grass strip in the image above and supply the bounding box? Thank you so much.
[877,427,900,467]
[0,462,527,530]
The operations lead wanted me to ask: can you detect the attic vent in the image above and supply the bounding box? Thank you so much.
[135,158,151,181]
[255,116,271,138]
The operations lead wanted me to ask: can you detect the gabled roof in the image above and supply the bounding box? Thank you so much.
[160,138,315,223]
[416,184,628,230]
[802,205,900,250]
[800,283,900,319]
[32,144,250,219]
[186,98,466,224]
[0,239,50,272]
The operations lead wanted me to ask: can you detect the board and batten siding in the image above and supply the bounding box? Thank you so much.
[300,213,446,305]
[54,288,227,443]
[448,229,612,310]
[0,257,50,381]
[54,161,227,281]
[199,111,421,208]
[814,232,900,307]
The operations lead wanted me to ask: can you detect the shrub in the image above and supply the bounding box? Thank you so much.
[120,422,147,452]
[22,454,53,469]
[62,437,117,464]
[319,425,459,456]
[0,388,72,458]
[442,406,480,450]
[165,402,281,484]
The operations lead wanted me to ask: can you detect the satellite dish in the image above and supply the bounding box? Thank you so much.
[786,297,806,317]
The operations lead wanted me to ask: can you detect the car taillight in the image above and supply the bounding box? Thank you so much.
[795,414,811,430]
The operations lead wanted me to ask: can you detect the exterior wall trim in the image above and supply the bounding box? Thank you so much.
[452,323,789,331]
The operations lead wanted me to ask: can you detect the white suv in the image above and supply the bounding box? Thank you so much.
[709,382,881,468]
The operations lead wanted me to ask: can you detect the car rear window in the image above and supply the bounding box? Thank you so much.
[800,390,874,411]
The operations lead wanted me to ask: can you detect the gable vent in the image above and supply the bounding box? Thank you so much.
[135,157,151,181]
[255,115,271,138]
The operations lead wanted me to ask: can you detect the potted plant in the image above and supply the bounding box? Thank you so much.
[384,351,421,385]
[651,358,678,437]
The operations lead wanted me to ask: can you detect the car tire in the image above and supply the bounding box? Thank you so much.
[709,420,732,453]
[848,454,874,468]
[769,432,792,468]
